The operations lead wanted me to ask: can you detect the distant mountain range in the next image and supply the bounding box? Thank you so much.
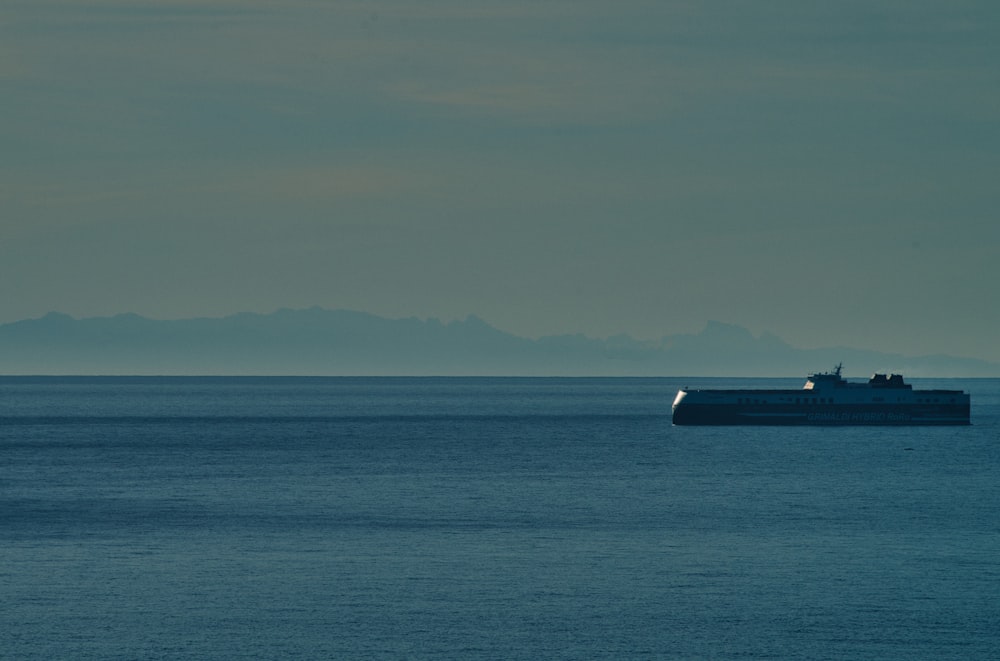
[0,308,996,376]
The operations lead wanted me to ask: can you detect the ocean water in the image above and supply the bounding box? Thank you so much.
[2,376,999,660]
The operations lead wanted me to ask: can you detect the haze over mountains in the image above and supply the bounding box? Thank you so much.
[0,308,995,377]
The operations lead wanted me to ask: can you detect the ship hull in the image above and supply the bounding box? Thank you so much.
[672,403,970,426]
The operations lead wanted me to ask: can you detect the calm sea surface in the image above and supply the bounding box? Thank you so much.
[2,376,999,660]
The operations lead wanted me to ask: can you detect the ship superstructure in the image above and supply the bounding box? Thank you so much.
[672,364,970,425]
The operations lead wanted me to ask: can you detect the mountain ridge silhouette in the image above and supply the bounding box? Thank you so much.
[1,308,995,376]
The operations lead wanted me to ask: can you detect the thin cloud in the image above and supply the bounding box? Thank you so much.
[195,162,439,201]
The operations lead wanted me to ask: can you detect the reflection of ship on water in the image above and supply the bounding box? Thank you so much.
[672,364,971,425]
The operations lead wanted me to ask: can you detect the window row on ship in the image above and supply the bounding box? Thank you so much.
[735,396,958,405]
[737,397,836,404]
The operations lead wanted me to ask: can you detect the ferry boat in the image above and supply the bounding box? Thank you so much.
[672,364,970,425]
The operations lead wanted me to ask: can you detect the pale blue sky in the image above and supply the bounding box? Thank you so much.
[3,1,999,362]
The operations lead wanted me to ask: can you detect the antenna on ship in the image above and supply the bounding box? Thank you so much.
[834,362,843,377]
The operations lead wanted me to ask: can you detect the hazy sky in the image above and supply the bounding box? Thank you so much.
[4,1,999,362]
